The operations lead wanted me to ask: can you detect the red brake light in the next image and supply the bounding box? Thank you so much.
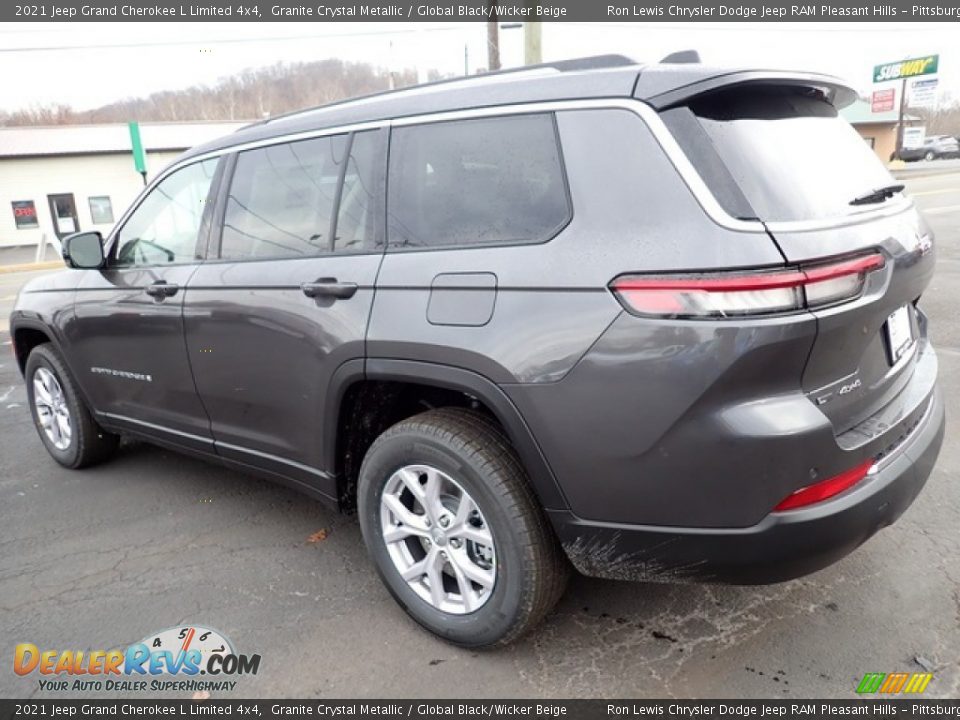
[773,459,874,512]
[610,252,885,319]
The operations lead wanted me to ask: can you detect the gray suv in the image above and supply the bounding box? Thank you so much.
[10,56,945,647]
[900,134,960,162]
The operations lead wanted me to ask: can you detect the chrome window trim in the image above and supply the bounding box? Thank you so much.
[108,97,918,246]
[388,99,765,234]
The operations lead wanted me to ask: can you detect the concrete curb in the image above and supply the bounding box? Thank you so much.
[0,261,62,274]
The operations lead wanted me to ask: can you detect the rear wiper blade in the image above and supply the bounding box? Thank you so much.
[849,184,905,206]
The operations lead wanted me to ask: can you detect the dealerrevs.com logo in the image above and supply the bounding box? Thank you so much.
[14,626,261,693]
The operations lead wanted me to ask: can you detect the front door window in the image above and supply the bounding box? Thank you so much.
[114,159,218,267]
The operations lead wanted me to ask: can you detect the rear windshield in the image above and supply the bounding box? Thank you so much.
[682,87,901,223]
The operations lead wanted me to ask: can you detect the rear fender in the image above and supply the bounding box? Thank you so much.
[324,358,568,512]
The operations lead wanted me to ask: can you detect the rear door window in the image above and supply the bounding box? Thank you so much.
[672,87,903,223]
[387,114,570,249]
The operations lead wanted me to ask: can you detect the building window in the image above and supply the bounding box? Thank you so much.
[864,137,876,149]
[88,196,114,225]
[11,200,39,229]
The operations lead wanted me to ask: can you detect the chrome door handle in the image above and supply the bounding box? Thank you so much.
[301,279,358,300]
[144,282,179,299]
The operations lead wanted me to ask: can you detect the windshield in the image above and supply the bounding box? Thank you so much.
[683,87,902,223]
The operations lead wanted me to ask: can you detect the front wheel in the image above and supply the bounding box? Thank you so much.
[924,150,936,161]
[25,343,119,469]
[357,408,568,647]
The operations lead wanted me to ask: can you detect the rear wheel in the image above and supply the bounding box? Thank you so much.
[924,150,936,161]
[25,343,119,469]
[357,408,568,647]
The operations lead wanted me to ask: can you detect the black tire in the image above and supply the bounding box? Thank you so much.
[924,151,935,161]
[24,343,119,469]
[357,407,568,647]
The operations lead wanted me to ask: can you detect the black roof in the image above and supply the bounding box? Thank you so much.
[177,55,856,163]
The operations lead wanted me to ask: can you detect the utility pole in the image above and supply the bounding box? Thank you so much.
[524,21,542,65]
[894,77,907,160]
[486,6,500,71]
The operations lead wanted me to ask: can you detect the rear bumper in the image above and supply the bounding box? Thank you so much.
[550,387,945,584]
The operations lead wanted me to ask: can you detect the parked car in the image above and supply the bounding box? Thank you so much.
[10,55,944,647]
[900,134,960,161]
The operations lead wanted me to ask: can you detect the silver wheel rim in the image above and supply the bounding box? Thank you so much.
[379,464,496,614]
[33,367,72,451]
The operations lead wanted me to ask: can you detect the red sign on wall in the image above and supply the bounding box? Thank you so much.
[872,88,896,113]
[11,200,38,229]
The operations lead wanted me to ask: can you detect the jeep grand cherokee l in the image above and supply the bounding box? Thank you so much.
[10,55,944,647]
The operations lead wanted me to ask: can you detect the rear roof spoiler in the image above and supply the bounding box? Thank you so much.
[638,69,858,110]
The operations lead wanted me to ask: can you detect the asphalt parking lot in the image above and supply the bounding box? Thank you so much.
[1,171,958,700]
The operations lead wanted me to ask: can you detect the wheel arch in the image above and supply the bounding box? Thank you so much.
[11,318,100,415]
[325,358,569,514]
[11,319,57,376]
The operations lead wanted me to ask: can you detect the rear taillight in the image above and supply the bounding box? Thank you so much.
[610,253,885,319]
[772,459,874,512]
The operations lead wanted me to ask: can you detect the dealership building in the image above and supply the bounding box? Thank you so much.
[0,122,246,262]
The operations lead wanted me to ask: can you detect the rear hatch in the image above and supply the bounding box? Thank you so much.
[662,84,936,435]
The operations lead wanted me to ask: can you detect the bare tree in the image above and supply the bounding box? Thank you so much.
[0,59,440,127]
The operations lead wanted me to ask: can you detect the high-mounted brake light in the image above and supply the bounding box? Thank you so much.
[610,253,885,319]
[772,459,874,512]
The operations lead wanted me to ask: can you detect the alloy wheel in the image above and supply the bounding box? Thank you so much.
[33,367,72,451]
[379,464,496,614]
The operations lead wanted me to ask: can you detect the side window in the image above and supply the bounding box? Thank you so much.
[387,113,570,249]
[334,131,383,253]
[220,135,347,261]
[115,159,218,267]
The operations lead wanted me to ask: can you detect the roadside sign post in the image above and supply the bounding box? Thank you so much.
[871,88,895,113]
[909,78,939,108]
[128,121,148,186]
[873,55,939,161]
[903,126,926,150]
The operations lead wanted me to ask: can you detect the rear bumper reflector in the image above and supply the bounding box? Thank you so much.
[773,458,875,512]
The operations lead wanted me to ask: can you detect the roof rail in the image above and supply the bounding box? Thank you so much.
[250,54,640,129]
[498,54,638,75]
[660,50,702,64]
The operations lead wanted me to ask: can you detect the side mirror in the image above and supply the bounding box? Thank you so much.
[63,231,105,269]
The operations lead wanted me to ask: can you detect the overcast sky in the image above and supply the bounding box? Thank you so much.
[0,22,957,113]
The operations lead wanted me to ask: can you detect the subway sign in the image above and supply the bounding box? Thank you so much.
[874,55,939,83]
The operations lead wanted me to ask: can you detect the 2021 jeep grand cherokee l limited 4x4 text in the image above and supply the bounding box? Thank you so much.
[11,56,944,647]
